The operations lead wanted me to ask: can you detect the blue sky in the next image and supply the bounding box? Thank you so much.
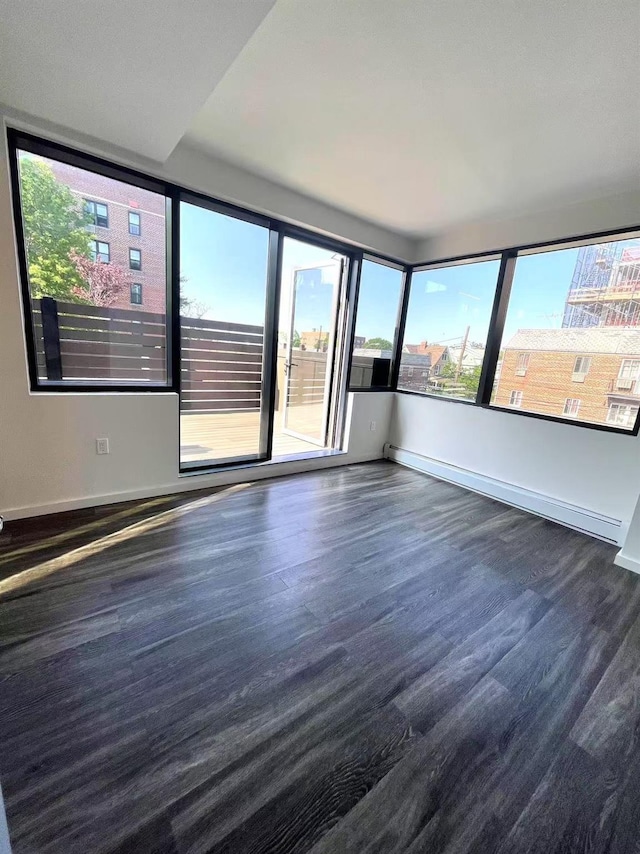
[180,203,344,331]
[180,200,628,349]
[404,250,580,348]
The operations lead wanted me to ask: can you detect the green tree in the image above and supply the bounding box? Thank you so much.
[439,361,458,379]
[18,157,92,300]
[292,330,301,347]
[458,364,482,395]
[364,337,393,350]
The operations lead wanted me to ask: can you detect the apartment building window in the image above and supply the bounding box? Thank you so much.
[84,199,108,228]
[563,398,581,417]
[129,248,142,270]
[572,356,591,382]
[491,234,640,432]
[9,129,171,389]
[90,240,110,263]
[128,211,141,235]
[516,353,530,376]
[607,403,639,428]
[398,257,501,402]
[349,258,405,389]
[617,359,640,389]
[509,390,523,407]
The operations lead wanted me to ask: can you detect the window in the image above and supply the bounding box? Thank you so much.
[90,240,110,263]
[349,258,404,389]
[84,199,108,228]
[509,390,523,407]
[608,404,639,428]
[572,356,591,381]
[398,258,501,401]
[516,353,530,376]
[563,398,581,417]
[129,248,142,270]
[617,359,640,390]
[492,235,640,432]
[179,199,272,469]
[10,131,170,388]
[128,211,141,235]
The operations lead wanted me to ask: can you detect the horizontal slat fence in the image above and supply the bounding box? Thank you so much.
[179,316,264,412]
[32,298,266,413]
[287,352,327,408]
[33,298,167,384]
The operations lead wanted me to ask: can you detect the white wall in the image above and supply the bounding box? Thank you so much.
[389,395,640,537]
[616,494,640,575]
[0,111,394,521]
[394,189,640,549]
[3,105,415,262]
[415,187,640,263]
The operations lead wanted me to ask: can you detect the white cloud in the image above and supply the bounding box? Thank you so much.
[425,280,447,293]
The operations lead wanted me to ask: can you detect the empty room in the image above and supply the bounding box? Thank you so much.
[1,1,640,852]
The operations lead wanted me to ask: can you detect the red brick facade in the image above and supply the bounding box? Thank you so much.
[47,158,167,313]
[494,349,640,427]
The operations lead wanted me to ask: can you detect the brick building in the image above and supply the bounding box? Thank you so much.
[46,157,167,312]
[494,328,640,428]
[397,352,432,391]
[403,342,449,375]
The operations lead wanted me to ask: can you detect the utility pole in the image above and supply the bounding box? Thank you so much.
[455,325,470,381]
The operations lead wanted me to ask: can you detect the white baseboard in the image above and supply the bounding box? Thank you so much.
[614,551,640,575]
[384,444,625,545]
[3,450,381,522]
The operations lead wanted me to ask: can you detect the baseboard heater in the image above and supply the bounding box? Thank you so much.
[384,444,624,545]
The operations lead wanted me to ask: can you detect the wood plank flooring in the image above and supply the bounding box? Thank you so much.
[180,406,324,464]
[2,461,640,853]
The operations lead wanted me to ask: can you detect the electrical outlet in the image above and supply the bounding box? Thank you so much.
[369,421,377,432]
[96,438,110,455]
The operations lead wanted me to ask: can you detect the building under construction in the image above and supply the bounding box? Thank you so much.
[563,242,640,328]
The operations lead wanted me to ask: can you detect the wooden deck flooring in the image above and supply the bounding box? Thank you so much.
[180,406,325,463]
[2,462,640,853]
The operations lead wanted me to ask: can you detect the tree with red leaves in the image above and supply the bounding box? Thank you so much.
[70,251,128,306]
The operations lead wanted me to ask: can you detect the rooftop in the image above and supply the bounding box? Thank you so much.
[505,327,640,355]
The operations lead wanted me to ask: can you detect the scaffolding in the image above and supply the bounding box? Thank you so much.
[563,243,640,328]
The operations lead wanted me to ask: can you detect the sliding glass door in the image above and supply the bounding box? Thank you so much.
[273,237,348,455]
[179,198,273,469]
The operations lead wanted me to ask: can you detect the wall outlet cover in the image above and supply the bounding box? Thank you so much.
[96,438,110,455]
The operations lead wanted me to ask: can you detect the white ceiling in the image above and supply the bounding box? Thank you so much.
[1,0,638,239]
[0,0,275,161]
[186,0,640,236]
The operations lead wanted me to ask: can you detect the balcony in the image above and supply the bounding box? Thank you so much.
[607,377,640,401]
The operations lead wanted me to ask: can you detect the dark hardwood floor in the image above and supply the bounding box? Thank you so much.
[1,460,640,853]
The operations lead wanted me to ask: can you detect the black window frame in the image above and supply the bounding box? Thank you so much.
[7,127,404,407]
[128,210,141,236]
[90,239,110,263]
[347,254,406,392]
[130,283,143,305]
[395,234,640,436]
[129,247,142,271]
[8,127,639,437]
[8,128,176,393]
[84,198,109,228]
